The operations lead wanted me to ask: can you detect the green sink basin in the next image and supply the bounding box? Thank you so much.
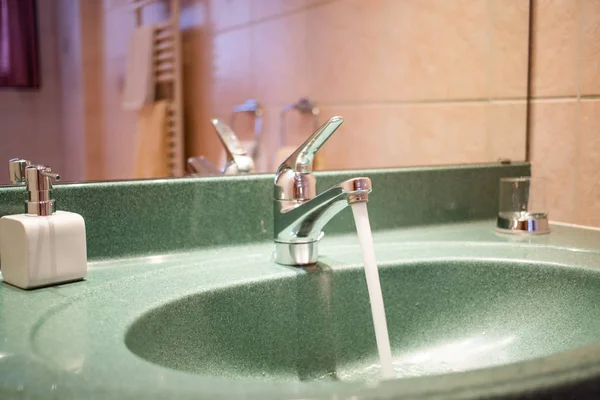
[12,234,600,399]
[125,259,600,383]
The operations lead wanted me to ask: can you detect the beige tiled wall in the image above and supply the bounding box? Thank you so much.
[197,0,530,172]
[529,0,600,226]
[82,0,530,179]
[91,0,600,226]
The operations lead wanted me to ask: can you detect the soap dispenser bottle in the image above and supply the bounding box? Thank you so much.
[0,159,87,289]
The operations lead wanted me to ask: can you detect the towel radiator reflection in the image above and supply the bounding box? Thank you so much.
[130,0,184,177]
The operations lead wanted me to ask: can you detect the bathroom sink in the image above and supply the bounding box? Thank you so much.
[14,237,600,399]
[125,258,600,382]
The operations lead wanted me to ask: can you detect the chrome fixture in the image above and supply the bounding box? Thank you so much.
[496,177,550,235]
[231,98,263,161]
[9,158,61,216]
[279,98,320,146]
[496,212,550,234]
[273,116,372,266]
[187,118,256,176]
[8,158,31,184]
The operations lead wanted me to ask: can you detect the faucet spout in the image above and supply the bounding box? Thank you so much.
[274,177,372,265]
[272,115,373,266]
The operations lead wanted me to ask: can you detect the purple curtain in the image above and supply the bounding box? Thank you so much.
[0,0,39,88]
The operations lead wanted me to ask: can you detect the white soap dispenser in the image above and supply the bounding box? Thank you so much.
[0,159,87,289]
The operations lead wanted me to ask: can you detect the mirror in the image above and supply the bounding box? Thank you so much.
[0,0,530,184]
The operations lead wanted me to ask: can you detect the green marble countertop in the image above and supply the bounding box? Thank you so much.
[3,220,600,399]
[0,162,531,259]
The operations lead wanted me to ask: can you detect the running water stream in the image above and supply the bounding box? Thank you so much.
[350,201,394,379]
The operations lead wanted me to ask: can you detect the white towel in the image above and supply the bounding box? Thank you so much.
[122,25,155,110]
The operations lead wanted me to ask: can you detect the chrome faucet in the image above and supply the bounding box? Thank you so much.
[187,118,255,176]
[273,116,372,266]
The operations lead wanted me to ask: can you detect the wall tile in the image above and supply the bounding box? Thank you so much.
[381,0,488,101]
[0,109,36,173]
[489,0,530,98]
[529,100,577,222]
[180,1,208,30]
[212,28,254,108]
[487,101,527,161]
[578,100,600,225]
[60,83,86,182]
[581,0,600,95]
[58,0,85,183]
[317,102,488,170]
[102,57,137,180]
[208,0,252,32]
[404,102,489,166]
[252,11,307,104]
[104,5,136,60]
[253,106,279,172]
[83,114,106,181]
[58,0,82,68]
[140,1,169,23]
[250,0,332,21]
[33,105,65,174]
[104,0,128,11]
[530,0,578,97]
[36,0,58,32]
[37,0,61,78]
[0,92,34,116]
[251,0,308,21]
[316,105,410,170]
[255,105,304,173]
[306,0,385,103]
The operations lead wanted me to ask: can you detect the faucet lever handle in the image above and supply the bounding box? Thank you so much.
[210,118,255,174]
[211,118,246,157]
[9,158,31,184]
[279,116,343,175]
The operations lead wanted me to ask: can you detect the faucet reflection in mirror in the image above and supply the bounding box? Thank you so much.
[273,116,372,266]
[187,118,256,176]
